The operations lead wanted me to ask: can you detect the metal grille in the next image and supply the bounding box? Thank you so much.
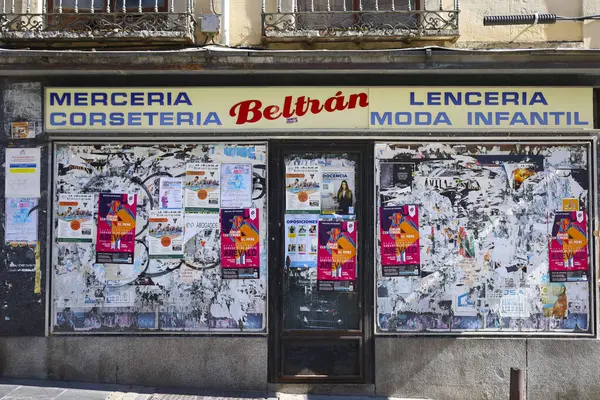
[262,0,459,41]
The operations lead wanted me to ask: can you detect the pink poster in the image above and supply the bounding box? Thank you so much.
[379,205,420,277]
[220,208,260,279]
[549,211,589,282]
[96,193,137,264]
[317,220,357,291]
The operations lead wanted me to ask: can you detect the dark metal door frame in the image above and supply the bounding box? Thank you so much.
[268,139,374,384]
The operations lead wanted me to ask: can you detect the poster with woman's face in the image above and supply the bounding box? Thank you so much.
[321,168,355,216]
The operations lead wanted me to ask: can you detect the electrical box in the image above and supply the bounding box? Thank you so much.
[200,14,220,33]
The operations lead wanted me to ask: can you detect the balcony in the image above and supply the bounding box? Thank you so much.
[0,0,195,46]
[262,0,459,42]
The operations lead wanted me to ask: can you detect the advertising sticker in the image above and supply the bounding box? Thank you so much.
[285,165,321,212]
[220,208,260,279]
[549,211,589,282]
[96,193,137,264]
[185,163,220,211]
[57,194,94,242]
[148,210,184,259]
[317,220,357,291]
[379,205,420,276]
[284,214,318,268]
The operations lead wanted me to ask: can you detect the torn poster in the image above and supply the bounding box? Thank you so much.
[220,163,252,209]
[317,220,357,291]
[5,197,38,243]
[380,162,414,205]
[284,214,318,268]
[148,210,184,259]
[96,193,137,264]
[380,205,420,277]
[185,163,220,211]
[321,168,355,216]
[159,177,183,210]
[285,165,321,212]
[183,212,220,267]
[220,208,260,279]
[549,211,589,282]
[57,194,94,243]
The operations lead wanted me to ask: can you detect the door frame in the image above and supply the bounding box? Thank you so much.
[267,139,375,384]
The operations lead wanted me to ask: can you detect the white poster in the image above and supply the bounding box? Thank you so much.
[57,194,94,242]
[285,214,318,268]
[183,213,220,266]
[5,147,41,198]
[5,197,38,243]
[159,177,183,210]
[285,165,321,212]
[185,163,220,211]
[321,168,355,215]
[147,210,184,259]
[220,163,253,209]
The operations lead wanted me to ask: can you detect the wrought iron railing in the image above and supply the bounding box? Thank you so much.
[0,0,195,44]
[262,0,459,41]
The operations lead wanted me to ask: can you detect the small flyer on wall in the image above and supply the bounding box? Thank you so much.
[11,122,35,139]
[285,165,321,212]
[5,147,41,198]
[379,162,414,205]
[185,163,220,211]
[285,214,318,268]
[317,220,357,291]
[148,210,184,259]
[57,194,94,243]
[159,177,183,210]
[5,197,38,243]
[96,193,137,264]
[184,212,220,266]
[220,163,253,209]
[549,211,589,282]
[220,208,260,279]
[379,205,420,277]
[321,168,355,216]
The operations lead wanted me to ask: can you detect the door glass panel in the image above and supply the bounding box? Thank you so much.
[282,152,360,330]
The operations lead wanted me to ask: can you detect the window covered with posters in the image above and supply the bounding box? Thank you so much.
[375,140,595,334]
[52,143,267,333]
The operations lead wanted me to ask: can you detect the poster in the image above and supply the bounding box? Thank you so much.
[148,210,184,259]
[379,162,414,205]
[220,163,252,209]
[11,122,35,139]
[285,165,321,212]
[184,213,220,266]
[220,208,260,279]
[185,163,220,211]
[549,211,589,282]
[321,168,355,215]
[379,205,420,276]
[57,194,94,242]
[159,177,183,210]
[96,193,137,264]
[5,147,41,198]
[317,220,357,291]
[5,197,38,243]
[284,214,318,268]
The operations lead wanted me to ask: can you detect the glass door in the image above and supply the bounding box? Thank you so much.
[269,141,373,383]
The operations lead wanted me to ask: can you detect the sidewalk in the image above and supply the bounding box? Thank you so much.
[0,379,427,400]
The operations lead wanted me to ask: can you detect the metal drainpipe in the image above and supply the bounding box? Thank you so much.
[221,0,230,46]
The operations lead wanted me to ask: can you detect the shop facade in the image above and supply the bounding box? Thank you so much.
[1,70,599,399]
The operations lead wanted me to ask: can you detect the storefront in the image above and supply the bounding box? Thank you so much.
[0,82,597,397]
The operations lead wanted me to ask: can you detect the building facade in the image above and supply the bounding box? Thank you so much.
[0,1,600,400]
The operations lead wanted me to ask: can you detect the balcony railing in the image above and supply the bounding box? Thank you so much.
[262,0,459,42]
[0,0,195,45]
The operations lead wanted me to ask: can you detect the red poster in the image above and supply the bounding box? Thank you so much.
[549,211,589,282]
[220,208,260,279]
[317,220,357,291]
[96,193,137,264]
[379,205,420,277]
